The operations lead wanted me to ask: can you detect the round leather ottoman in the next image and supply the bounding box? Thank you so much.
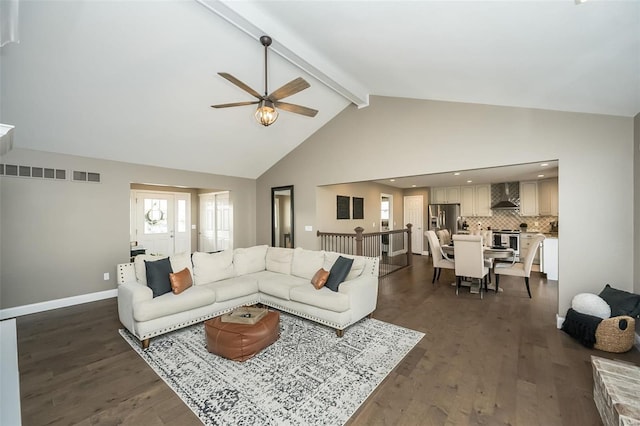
[205,310,280,362]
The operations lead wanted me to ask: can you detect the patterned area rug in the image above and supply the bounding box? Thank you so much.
[120,312,424,425]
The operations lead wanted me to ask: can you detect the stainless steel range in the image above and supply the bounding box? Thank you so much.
[492,230,520,260]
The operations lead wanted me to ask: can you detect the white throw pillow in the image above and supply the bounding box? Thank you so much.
[134,254,168,285]
[233,245,268,275]
[571,293,611,319]
[324,252,366,281]
[192,250,236,285]
[170,252,193,276]
[266,247,294,275]
[292,248,326,280]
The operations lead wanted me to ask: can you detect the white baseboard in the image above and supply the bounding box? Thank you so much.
[556,314,565,329]
[0,289,117,320]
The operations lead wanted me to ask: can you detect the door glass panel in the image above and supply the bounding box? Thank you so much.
[177,199,186,233]
[216,192,231,250]
[143,199,168,234]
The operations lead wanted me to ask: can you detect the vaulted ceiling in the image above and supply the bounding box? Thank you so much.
[2,1,638,179]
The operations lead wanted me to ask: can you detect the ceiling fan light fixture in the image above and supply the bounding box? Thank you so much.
[255,100,278,126]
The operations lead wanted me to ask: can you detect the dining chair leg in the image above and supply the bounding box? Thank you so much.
[456,276,461,295]
[495,274,499,293]
[524,277,532,298]
[432,268,438,284]
[437,268,442,281]
[479,279,483,300]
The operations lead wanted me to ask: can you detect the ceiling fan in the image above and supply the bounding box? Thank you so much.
[211,35,318,127]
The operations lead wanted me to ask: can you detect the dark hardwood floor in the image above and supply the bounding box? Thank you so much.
[17,255,640,425]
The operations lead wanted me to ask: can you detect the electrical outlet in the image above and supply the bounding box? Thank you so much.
[305,225,312,232]
[103,272,110,281]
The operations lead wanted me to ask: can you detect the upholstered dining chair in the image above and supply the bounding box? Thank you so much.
[453,234,489,299]
[426,230,455,284]
[494,233,545,298]
[472,229,494,282]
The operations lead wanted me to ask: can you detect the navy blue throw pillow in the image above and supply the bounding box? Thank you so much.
[145,257,173,298]
[325,256,354,292]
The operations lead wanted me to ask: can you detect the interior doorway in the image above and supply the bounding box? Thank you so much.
[380,193,392,255]
[403,195,423,254]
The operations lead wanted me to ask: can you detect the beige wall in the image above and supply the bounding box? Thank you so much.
[0,148,256,309]
[635,113,640,295]
[257,96,635,316]
[315,182,405,234]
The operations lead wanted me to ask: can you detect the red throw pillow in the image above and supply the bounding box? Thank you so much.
[311,268,330,289]
[169,267,193,295]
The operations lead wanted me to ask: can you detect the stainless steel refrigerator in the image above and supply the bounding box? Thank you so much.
[428,203,461,237]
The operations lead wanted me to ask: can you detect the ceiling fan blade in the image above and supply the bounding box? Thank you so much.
[211,101,259,109]
[268,77,310,102]
[274,101,318,117]
[218,72,262,100]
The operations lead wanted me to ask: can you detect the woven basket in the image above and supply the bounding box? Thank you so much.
[594,316,636,353]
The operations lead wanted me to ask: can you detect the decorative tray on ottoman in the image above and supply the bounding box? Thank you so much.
[220,306,268,325]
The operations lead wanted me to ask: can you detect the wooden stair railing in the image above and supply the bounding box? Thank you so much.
[317,224,413,276]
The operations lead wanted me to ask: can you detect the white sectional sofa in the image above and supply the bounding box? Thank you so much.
[117,245,379,348]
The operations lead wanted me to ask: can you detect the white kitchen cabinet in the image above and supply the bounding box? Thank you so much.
[519,181,539,216]
[541,237,558,280]
[520,233,541,265]
[538,178,558,216]
[460,184,492,217]
[432,186,460,204]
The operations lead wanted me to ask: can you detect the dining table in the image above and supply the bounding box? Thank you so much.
[440,245,516,293]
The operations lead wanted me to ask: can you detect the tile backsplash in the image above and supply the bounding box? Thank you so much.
[462,210,558,232]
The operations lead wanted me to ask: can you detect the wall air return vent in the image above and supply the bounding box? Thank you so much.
[72,170,101,183]
[0,164,67,180]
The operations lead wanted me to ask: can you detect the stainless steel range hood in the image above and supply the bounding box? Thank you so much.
[491,182,520,210]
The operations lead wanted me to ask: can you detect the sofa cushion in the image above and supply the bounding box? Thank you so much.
[233,245,268,275]
[290,285,350,313]
[257,273,308,300]
[599,284,640,318]
[192,250,236,285]
[134,254,168,285]
[325,256,353,292]
[311,268,330,289]
[169,267,193,295]
[133,285,216,322]
[200,276,259,302]
[266,247,293,275]
[292,247,326,280]
[169,252,193,277]
[145,257,173,298]
[324,252,366,282]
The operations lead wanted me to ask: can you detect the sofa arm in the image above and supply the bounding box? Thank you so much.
[339,275,379,321]
[594,316,636,353]
[117,282,153,336]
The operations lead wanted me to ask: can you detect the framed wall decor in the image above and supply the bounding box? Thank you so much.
[352,197,364,219]
[337,195,350,219]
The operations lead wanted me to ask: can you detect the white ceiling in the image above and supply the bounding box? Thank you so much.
[3,1,638,180]
[373,160,559,189]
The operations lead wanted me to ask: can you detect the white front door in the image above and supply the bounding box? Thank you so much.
[404,195,423,254]
[132,190,191,256]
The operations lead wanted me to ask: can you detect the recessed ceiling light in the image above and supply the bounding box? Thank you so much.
[390,179,395,182]
[454,172,461,176]
[467,180,472,183]
[541,163,549,167]
[411,184,417,188]
[538,174,545,178]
